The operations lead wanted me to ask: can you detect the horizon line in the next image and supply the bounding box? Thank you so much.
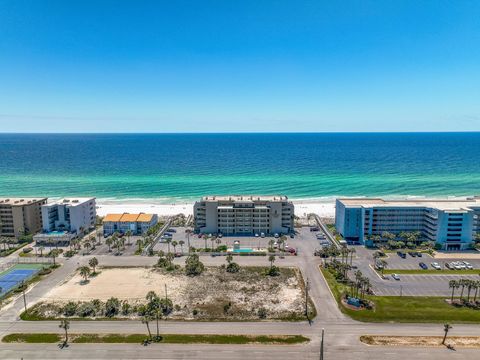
[0,131,479,135]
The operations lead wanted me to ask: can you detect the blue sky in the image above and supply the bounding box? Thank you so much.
[0,0,479,132]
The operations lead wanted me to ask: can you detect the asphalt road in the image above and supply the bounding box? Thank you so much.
[1,227,480,359]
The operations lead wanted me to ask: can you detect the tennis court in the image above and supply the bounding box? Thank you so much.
[0,264,43,296]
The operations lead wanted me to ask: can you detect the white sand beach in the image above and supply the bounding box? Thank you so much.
[95,198,336,218]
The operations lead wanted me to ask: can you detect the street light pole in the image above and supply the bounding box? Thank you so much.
[320,328,324,360]
[22,281,27,313]
[305,278,310,318]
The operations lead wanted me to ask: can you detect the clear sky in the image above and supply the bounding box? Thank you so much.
[0,0,479,132]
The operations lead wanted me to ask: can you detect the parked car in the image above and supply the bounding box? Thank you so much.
[168,228,176,233]
[445,263,453,270]
[290,234,294,238]
[408,252,416,257]
[274,233,279,238]
[462,261,473,269]
[416,252,423,257]
[391,273,401,281]
[419,262,428,270]
[397,251,406,259]
[431,262,441,270]
[287,248,296,254]
[260,232,265,238]
[310,227,319,232]
[255,233,259,237]
[174,252,183,258]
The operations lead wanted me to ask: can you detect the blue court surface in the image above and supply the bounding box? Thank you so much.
[0,266,40,295]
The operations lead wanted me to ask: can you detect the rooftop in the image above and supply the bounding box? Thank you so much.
[103,213,155,223]
[0,197,47,206]
[338,196,480,211]
[201,195,289,202]
[45,197,96,207]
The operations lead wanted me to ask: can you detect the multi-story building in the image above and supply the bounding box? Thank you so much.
[335,197,480,250]
[102,213,158,236]
[40,197,96,236]
[0,197,47,237]
[194,195,294,235]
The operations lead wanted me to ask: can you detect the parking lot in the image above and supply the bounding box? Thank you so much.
[349,246,480,296]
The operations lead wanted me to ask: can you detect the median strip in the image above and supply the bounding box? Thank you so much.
[2,333,309,345]
[360,335,480,348]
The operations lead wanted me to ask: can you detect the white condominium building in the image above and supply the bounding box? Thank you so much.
[335,197,480,251]
[41,197,96,236]
[194,195,294,235]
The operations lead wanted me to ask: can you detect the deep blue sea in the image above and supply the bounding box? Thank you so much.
[0,133,479,202]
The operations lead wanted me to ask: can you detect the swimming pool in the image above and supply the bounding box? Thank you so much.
[233,248,254,253]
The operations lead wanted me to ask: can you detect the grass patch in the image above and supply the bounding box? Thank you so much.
[2,333,309,345]
[382,269,480,275]
[321,267,480,323]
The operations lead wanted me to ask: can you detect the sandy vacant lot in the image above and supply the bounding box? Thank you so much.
[41,266,308,320]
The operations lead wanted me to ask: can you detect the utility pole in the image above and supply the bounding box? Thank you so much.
[165,283,168,302]
[320,328,324,360]
[400,285,403,297]
[21,281,27,313]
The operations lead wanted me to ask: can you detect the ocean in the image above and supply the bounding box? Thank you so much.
[0,133,479,202]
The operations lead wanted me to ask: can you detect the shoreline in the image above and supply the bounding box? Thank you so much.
[94,194,478,218]
[95,198,336,218]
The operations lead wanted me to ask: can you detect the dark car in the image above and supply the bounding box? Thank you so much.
[419,262,428,270]
[290,234,294,238]
[416,252,422,257]
[310,227,319,232]
[397,251,406,259]
[408,252,416,257]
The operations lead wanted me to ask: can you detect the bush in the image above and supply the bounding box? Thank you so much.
[216,245,227,252]
[226,262,240,273]
[105,297,120,317]
[121,301,131,315]
[257,307,267,319]
[266,265,280,277]
[192,309,198,316]
[185,254,205,276]
[63,250,76,258]
[77,302,96,317]
[63,301,78,317]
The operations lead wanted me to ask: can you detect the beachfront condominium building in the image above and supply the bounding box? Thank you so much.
[40,197,96,236]
[194,195,294,235]
[335,197,480,251]
[102,213,158,236]
[0,197,47,237]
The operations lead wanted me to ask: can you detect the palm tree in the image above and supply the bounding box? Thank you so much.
[166,238,172,254]
[268,254,275,268]
[185,228,192,253]
[179,240,185,253]
[89,257,99,274]
[106,237,113,252]
[50,249,60,265]
[166,252,174,267]
[449,280,458,302]
[203,234,209,251]
[141,314,153,340]
[466,280,474,302]
[39,246,45,257]
[210,237,216,251]
[146,291,161,340]
[379,259,388,275]
[136,238,143,252]
[442,323,452,345]
[89,236,96,250]
[79,266,91,282]
[349,248,356,266]
[84,240,91,254]
[125,230,132,246]
[459,279,467,301]
[172,241,178,253]
[96,230,102,245]
[59,319,70,346]
[474,280,480,302]
[226,254,233,264]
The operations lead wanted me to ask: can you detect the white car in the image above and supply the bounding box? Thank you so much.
[254,233,259,237]
[260,232,265,238]
[274,233,279,238]
[431,262,441,270]
[391,273,400,281]
[462,261,473,269]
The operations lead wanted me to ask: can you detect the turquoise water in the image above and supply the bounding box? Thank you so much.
[0,133,479,202]
[233,248,254,253]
